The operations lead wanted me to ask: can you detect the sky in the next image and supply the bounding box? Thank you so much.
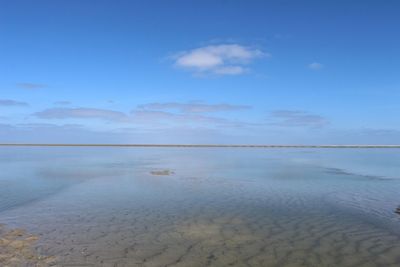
[1,0,399,144]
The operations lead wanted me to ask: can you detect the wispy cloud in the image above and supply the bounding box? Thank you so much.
[138,102,251,113]
[0,123,85,134]
[33,107,237,127]
[269,110,329,128]
[34,108,129,122]
[173,44,266,75]
[134,101,253,127]
[308,62,324,70]
[0,99,29,107]
[0,122,242,144]
[34,102,253,129]
[0,122,137,143]
[17,82,47,89]
[131,109,232,126]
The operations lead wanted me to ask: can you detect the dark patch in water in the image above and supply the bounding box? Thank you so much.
[324,167,390,180]
[395,207,400,215]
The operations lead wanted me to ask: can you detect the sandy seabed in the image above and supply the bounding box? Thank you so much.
[0,224,57,266]
[3,202,400,267]
[1,148,400,266]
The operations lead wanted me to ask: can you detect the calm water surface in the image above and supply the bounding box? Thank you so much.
[1,147,400,266]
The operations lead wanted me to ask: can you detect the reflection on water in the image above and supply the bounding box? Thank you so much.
[0,147,400,266]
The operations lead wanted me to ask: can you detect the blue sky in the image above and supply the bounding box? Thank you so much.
[1,0,399,144]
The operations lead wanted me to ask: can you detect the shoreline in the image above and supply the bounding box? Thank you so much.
[0,144,400,148]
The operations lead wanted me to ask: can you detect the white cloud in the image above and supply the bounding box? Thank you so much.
[213,66,247,75]
[308,62,324,70]
[173,44,266,75]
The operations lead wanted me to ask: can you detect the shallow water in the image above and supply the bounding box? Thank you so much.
[1,147,400,266]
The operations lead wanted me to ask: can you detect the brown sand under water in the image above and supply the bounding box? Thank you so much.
[0,224,57,266]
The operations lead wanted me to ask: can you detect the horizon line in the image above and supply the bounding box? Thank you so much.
[0,143,400,148]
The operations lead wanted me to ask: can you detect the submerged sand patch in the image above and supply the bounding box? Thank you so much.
[150,169,175,176]
[0,224,57,266]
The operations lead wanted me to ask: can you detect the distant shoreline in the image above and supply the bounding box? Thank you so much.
[0,144,400,148]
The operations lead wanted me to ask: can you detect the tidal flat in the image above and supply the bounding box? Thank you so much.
[0,147,400,266]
